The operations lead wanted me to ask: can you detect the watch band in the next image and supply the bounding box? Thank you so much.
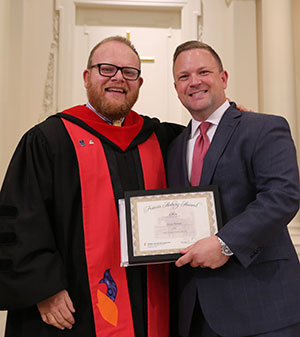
[217,236,234,256]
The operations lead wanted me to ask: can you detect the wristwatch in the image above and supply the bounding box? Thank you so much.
[217,237,234,256]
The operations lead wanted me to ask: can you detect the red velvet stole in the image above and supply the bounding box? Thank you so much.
[62,118,169,337]
[63,105,144,151]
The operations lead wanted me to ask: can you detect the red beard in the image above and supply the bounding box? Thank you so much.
[86,82,139,120]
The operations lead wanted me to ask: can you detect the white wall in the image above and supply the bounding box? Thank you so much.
[0,312,6,337]
[201,0,258,111]
[293,0,300,153]
[0,4,8,332]
[0,1,53,332]
[0,0,53,183]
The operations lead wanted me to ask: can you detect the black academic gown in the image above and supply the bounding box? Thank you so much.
[0,110,182,337]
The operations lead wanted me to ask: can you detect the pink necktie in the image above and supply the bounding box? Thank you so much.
[190,122,211,186]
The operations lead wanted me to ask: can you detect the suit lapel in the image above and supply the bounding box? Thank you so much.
[200,106,241,186]
[179,123,191,187]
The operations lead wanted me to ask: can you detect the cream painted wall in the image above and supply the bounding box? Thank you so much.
[293,0,300,154]
[0,2,9,331]
[0,0,23,184]
[0,2,9,328]
[1,0,299,183]
[291,0,300,232]
[0,0,53,183]
[0,1,10,183]
[0,0,12,327]
[1,1,299,179]
[0,0,300,336]
[0,1,54,333]
[258,0,298,141]
[201,0,258,111]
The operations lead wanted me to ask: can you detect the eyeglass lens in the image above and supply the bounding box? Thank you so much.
[98,64,139,80]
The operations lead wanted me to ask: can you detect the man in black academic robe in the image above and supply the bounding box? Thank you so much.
[0,36,182,337]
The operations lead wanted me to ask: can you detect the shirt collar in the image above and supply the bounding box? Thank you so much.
[190,100,230,138]
[86,101,125,125]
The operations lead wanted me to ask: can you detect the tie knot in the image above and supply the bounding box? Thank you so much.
[200,121,210,135]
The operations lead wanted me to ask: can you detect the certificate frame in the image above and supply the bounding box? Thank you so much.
[120,185,223,266]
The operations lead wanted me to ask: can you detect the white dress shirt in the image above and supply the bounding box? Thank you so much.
[186,100,230,181]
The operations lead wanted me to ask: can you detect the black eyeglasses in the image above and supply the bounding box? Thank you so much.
[89,63,141,81]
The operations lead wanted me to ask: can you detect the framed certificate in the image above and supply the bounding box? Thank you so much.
[119,186,222,267]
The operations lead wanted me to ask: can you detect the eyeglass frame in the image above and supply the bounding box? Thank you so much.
[88,63,141,81]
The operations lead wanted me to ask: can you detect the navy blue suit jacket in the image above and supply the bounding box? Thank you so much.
[167,104,300,336]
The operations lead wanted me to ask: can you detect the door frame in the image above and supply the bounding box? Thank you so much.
[54,0,202,111]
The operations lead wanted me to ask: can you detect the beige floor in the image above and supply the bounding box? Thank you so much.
[0,312,6,337]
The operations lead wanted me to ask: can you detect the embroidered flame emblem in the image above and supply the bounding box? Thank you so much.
[97,269,118,326]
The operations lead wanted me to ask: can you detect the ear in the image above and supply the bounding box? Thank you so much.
[174,81,180,98]
[83,69,90,89]
[138,76,143,88]
[221,70,228,90]
[174,81,177,91]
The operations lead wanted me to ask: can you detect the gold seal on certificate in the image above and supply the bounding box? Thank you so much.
[119,186,222,266]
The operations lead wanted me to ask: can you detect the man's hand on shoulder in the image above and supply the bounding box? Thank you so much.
[227,97,254,112]
[175,235,230,269]
[37,289,75,330]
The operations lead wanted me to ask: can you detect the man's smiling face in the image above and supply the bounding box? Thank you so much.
[84,41,143,120]
[173,48,228,121]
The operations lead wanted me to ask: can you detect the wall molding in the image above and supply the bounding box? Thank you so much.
[42,2,59,120]
[196,1,203,41]
[74,0,187,8]
[225,0,233,7]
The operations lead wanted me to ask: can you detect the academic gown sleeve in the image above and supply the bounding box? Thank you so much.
[0,126,67,310]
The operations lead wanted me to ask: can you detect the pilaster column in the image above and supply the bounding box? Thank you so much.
[259,0,297,142]
[259,0,300,253]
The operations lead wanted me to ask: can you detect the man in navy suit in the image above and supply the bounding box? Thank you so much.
[167,40,300,337]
